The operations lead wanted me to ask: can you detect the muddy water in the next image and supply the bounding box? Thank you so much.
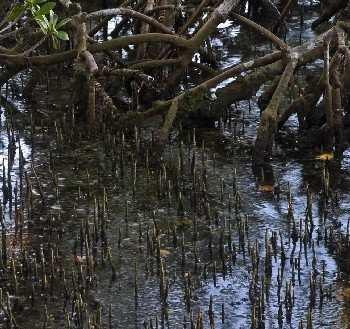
[1,4,350,329]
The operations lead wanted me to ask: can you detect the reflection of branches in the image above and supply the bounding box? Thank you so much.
[0,95,21,115]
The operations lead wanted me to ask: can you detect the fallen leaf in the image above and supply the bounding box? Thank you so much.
[336,288,350,302]
[342,288,350,301]
[176,218,192,228]
[73,255,94,266]
[159,249,171,257]
[315,152,334,161]
[258,185,274,192]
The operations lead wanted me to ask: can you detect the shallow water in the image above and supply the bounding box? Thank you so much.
[1,3,350,329]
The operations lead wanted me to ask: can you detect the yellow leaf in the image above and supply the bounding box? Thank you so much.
[315,152,334,161]
[159,249,171,257]
[176,218,192,228]
[258,185,274,192]
[336,287,350,302]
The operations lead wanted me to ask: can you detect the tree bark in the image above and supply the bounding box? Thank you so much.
[253,56,298,164]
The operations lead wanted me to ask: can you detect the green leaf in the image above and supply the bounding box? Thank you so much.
[35,2,56,17]
[56,18,71,29]
[49,10,58,27]
[42,15,49,26]
[36,15,49,33]
[25,0,37,9]
[51,35,59,49]
[37,20,48,34]
[6,4,25,21]
[56,30,69,41]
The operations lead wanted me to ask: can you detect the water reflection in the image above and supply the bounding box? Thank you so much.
[0,3,350,329]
